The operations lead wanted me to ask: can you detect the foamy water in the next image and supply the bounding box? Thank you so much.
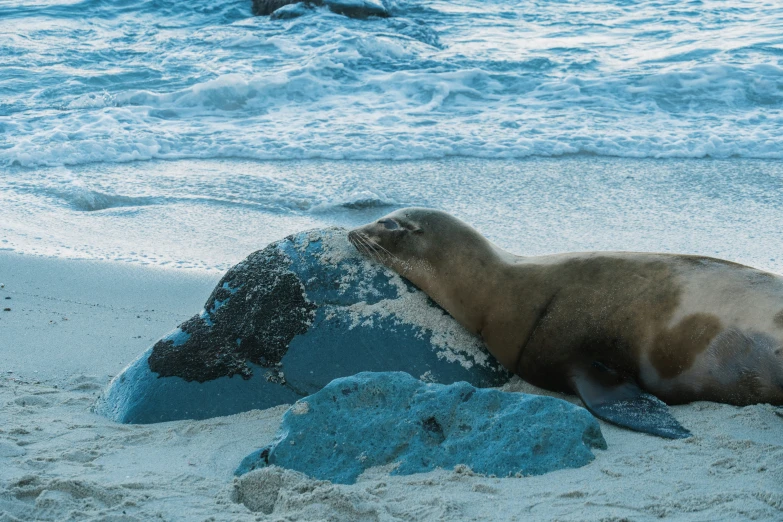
[2,0,782,166]
[2,158,782,274]
[1,1,782,272]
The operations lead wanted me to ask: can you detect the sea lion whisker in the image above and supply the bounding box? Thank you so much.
[356,234,386,262]
[361,234,414,272]
[355,238,375,260]
[362,235,402,264]
[355,234,382,262]
[364,241,389,262]
[366,239,397,260]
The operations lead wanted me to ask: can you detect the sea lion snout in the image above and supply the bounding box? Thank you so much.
[347,220,400,267]
[348,209,427,263]
[347,223,387,258]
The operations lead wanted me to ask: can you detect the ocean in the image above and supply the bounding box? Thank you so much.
[1,0,782,272]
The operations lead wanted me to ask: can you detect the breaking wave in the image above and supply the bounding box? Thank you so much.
[1,0,782,167]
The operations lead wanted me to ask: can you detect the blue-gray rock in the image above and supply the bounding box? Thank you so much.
[236,372,606,484]
[252,0,311,16]
[270,2,313,19]
[94,229,510,424]
[253,0,389,19]
[324,0,388,18]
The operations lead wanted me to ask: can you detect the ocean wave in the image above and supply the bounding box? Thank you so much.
[62,189,158,212]
[3,168,404,217]
[2,0,782,166]
[5,135,782,167]
[310,190,400,211]
[3,96,781,167]
[16,175,162,211]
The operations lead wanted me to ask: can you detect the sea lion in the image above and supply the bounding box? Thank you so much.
[348,208,783,438]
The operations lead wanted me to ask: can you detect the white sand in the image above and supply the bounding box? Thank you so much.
[1,252,781,521]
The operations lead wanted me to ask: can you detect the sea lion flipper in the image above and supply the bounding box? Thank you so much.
[570,362,691,439]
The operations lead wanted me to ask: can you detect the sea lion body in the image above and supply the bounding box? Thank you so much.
[349,208,783,437]
[490,252,783,406]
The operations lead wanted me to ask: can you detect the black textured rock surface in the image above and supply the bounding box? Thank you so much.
[148,248,316,383]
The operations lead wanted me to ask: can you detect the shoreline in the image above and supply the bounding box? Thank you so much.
[4,156,783,276]
[9,154,783,171]
[0,251,220,383]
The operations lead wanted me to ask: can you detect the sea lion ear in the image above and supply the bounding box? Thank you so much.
[570,361,691,439]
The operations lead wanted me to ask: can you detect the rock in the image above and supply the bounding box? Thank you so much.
[95,229,509,424]
[252,0,315,16]
[252,0,389,19]
[270,2,314,19]
[235,372,606,484]
[324,0,388,18]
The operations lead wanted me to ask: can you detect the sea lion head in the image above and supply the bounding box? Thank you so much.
[349,207,434,277]
[348,207,502,292]
[349,207,508,335]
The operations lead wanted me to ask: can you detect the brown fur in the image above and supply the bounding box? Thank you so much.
[350,208,783,407]
[650,313,723,379]
[510,257,682,391]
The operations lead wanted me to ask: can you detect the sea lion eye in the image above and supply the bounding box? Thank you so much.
[378,219,400,230]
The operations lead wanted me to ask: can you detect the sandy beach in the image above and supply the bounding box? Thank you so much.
[1,250,781,521]
[4,0,783,517]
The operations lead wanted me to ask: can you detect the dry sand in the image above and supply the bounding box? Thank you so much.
[1,251,781,521]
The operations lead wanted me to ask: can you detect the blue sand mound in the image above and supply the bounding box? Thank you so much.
[236,372,607,484]
[94,229,510,424]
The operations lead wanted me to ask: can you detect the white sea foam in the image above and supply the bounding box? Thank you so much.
[1,0,782,167]
[3,157,783,275]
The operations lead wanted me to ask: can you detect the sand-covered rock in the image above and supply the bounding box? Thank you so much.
[235,372,606,484]
[94,229,509,424]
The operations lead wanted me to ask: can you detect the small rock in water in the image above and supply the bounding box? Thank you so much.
[325,0,388,18]
[253,0,389,18]
[236,372,606,484]
[252,0,308,16]
[271,2,313,19]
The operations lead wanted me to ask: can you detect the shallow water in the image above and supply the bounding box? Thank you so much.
[2,0,782,166]
[3,157,782,273]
